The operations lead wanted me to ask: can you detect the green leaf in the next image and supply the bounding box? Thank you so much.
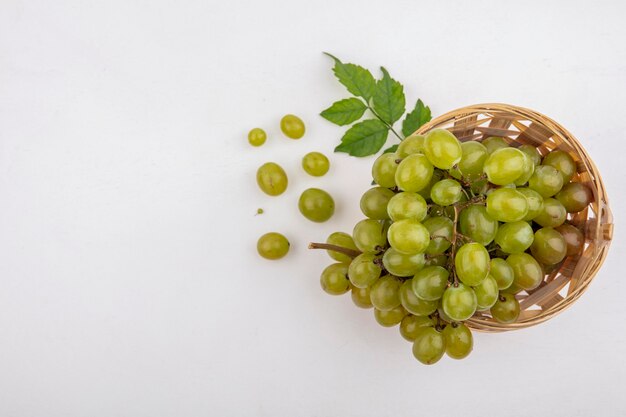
[324,53,376,101]
[372,67,405,125]
[335,119,389,157]
[402,99,432,137]
[382,144,399,154]
[320,98,367,126]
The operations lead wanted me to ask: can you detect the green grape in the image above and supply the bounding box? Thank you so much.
[516,188,544,221]
[423,129,462,169]
[412,266,449,301]
[430,179,462,206]
[417,170,443,200]
[248,128,267,146]
[351,285,373,308]
[256,162,288,196]
[504,283,524,294]
[530,227,567,265]
[455,243,490,286]
[513,152,535,186]
[298,188,335,222]
[423,216,453,255]
[528,165,564,197]
[370,275,403,311]
[442,323,473,359]
[352,219,386,253]
[360,187,395,220]
[348,253,382,288]
[490,258,515,290]
[458,141,489,176]
[442,283,477,321]
[533,198,566,227]
[494,221,534,253]
[257,232,290,259]
[320,263,350,295]
[387,219,430,254]
[372,153,399,188]
[542,150,576,183]
[302,151,329,176]
[387,192,427,222]
[382,248,425,277]
[482,136,509,154]
[400,315,435,341]
[486,188,529,222]
[483,147,526,185]
[506,253,544,290]
[396,134,425,157]
[518,144,541,166]
[395,154,434,192]
[459,205,498,245]
[473,274,499,310]
[280,114,305,139]
[555,224,585,256]
[374,305,408,327]
[437,305,454,323]
[490,293,520,323]
[325,232,358,263]
[400,279,438,316]
[412,327,446,365]
[425,254,448,267]
[556,182,593,213]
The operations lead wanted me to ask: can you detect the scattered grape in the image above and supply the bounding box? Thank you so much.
[302,151,330,176]
[257,232,290,260]
[256,162,288,196]
[298,188,335,222]
[248,128,267,146]
[280,114,305,139]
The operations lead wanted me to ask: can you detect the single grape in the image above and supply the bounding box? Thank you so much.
[372,153,399,188]
[248,128,267,146]
[530,227,567,265]
[423,129,462,169]
[518,144,541,166]
[533,198,566,228]
[374,305,408,327]
[430,179,463,206]
[400,315,435,341]
[256,162,288,196]
[490,258,515,290]
[412,266,449,301]
[387,219,430,254]
[528,165,564,198]
[542,150,576,183]
[351,285,373,308]
[442,323,473,359]
[382,248,425,277]
[482,136,509,154]
[490,293,520,323]
[486,188,529,222]
[360,187,395,220]
[370,275,403,311]
[458,141,489,176]
[506,253,544,290]
[494,221,534,254]
[387,192,428,222]
[455,242,490,286]
[423,216,454,255]
[395,154,434,192]
[257,232,290,259]
[513,152,535,186]
[352,219,386,253]
[320,263,350,295]
[400,279,439,316]
[302,151,329,176]
[555,224,585,256]
[325,232,358,263]
[298,188,335,222]
[556,182,593,213]
[417,170,443,200]
[442,283,478,321]
[473,274,499,310]
[516,187,544,221]
[483,147,526,185]
[280,114,305,139]
[396,134,425,157]
[412,327,446,365]
[459,205,499,245]
[348,253,382,288]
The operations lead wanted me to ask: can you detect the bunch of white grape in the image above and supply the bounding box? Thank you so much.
[315,129,592,364]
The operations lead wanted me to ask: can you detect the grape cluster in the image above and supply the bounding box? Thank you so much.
[316,129,591,364]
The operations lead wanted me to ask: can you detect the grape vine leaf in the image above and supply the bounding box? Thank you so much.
[320,98,367,126]
[372,67,405,125]
[402,99,432,137]
[382,144,399,154]
[335,119,389,157]
[324,52,376,101]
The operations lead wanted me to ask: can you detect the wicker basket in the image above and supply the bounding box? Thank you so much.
[411,103,613,332]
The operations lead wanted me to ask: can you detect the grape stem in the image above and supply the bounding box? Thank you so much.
[308,242,362,258]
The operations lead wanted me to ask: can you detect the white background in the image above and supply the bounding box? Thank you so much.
[1,1,625,416]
